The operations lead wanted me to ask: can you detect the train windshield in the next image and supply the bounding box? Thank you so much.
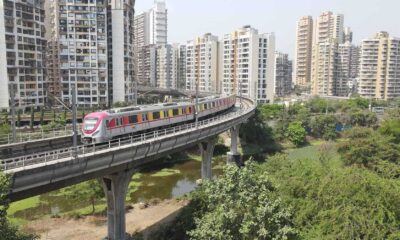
[84,118,98,131]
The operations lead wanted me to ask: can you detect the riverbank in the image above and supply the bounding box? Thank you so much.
[22,199,188,239]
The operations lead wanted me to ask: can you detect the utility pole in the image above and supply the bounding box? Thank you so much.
[134,78,138,106]
[239,72,242,110]
[195,77,199,129]
[72,85,78,158]
[195,44,200,129]
[10,84,16,143]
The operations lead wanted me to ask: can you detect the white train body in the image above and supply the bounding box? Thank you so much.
[82,95,236,144]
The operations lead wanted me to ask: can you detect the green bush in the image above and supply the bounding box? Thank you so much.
[188,161,297,240]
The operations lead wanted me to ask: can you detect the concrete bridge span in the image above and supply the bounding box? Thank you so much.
[4,97,256,239]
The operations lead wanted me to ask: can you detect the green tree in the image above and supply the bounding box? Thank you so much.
[17,110,21,128]
[39,108,44,126]
[0,113,11,135]
[52,110,56,122]
[349,110,377,127]
[59,180,104,214]
[293,106,311,128]
[338,128,400,173]
[29,111,34,130]
[0,172,37,239]
[379,119,400,143]
[81,110,86,120]
[258,104,284,120]
[63,110,67,122]
[306,97,328,113]
[310,115,338,140]
[188,161,297,240]
[240,109,280,153]
[286,121,307,146]
[262,154,400,239]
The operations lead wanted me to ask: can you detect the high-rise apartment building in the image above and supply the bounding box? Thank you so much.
[133,11,149,49]
[311,39,338,96]
[337,42,360,96]
[222,26,275,103]
[359,32,400,100]
[108,0,136,104]
[136,44,157,87]
[185,33,220,94]
[274,52,292,97]
[258,33,276,103]
[311,11,345,96]
[313,11,344,44]
[46,0,135,107]
[149,1,167,45]
[156,44,178,89]
[134,1,167,48]
[0,0,46,109]
[295,16,313,87]
[46,0,109,107]
[344,27,353,43]
[177,44,186,90]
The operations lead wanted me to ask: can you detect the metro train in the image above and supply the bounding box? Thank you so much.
[81,95,236,144]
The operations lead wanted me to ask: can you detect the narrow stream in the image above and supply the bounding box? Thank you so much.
[10,156,227,222]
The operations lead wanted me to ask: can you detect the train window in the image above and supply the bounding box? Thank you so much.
[182,108,186,114]
[153,111,160,120]
[204,104,208,110]
[129,115,138,124]
[187,107,191,114]
[212,102,216,108]
[142,113,147,122]
[173,109,179,116]
[179,108,183,115]
[116,118,122,126]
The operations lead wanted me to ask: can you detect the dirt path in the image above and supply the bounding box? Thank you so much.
[24,199,188,240]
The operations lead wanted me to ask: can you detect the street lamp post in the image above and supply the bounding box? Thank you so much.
[72,85,78,158]
[195,77,199,129]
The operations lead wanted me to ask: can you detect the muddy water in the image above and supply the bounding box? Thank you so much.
[10,156,227,221]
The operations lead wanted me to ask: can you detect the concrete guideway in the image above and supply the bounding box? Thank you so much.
[5,97,255,240]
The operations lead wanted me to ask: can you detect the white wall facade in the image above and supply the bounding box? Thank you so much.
[222,26,275,103]
[149,1,167,45]
[185,33,219,94]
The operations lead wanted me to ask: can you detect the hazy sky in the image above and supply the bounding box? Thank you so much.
[136,0,400,58]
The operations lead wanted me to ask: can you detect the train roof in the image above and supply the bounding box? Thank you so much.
[87,95,234,117]
[106,101,193,114]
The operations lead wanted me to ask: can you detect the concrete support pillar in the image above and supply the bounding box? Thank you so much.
[199,137,217,180]
[227,125,242,166]
[101,169,135,240]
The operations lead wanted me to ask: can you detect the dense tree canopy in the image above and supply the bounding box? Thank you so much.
[286,121,307,146]
[188,162,297,240]
[262,154,400,239]
[0,173,37,240]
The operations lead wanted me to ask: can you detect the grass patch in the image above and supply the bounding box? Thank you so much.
[8,216,30,226]
[131,172,142,180]
[151,168,181,177]
[187,153,201,162]
[285,141,340,162]
[62,203,107,218]
[7,196,42,227]
[8,196,41,216]
[128,180,142,193]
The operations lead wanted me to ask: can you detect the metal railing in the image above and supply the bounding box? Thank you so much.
[0,125,81,146]
[2,99,255,171]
